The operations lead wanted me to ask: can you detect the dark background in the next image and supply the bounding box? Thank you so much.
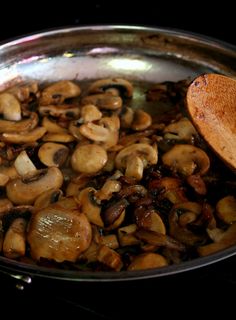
[0,1,235,45]
[0,2,235,319]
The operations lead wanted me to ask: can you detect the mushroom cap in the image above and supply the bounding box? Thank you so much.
[38,142,69,167]
[71,144,108,174]
[115,143,158,169]
[162,144,210,176]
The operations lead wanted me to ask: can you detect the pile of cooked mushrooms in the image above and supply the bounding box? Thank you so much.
[0,78,236,272]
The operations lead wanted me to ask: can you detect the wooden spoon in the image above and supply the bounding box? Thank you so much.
[186,73,236,171]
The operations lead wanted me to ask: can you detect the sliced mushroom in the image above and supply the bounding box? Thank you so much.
[76,187,103,227]
[128,253,168,270]
[6,167,63,205]
[0,112,38,133]
[39,105,80,119]
[71,144,107,174]
[131,110,152,131]
[216,196,236,224]
[97,245,123,271]
[38,142,69,167]
[102,199,129,227]
[115,143,158,180]
[162,144,210,176]
[0,165,19,180]
[66,174,91,196]
[81,94,122,110]
[3,217,27,259]
[79,104,102,123]
[87,78,133,98]
[163,117,197,141]
[42,117,67,133]
[6,82,38,102]
[1,127,46,144]
[96,179,121,201]
[34,188,63,210]
[79,116,120,150]
[39,81,81,105]
[198,223,236,256]
[120,107,134,128]
[27,200,92,262]
[0,93,21,121]
[101,234,119,250]
[14,150,37,176]
[118,224,140,247]
[42,132,75,143]
[135,209,166,234]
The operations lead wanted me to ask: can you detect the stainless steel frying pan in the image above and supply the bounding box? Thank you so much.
[0,25,236,284]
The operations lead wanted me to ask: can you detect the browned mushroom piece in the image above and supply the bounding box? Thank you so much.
[87,78,133,98]
[27,200,92,262]
[97,244,123,271]
[71,144,108,174]
[0,92,21,121]
[0,199,13,217]
[198,223,236,256]
[162,144,210,177]
[39,80,81,105]
[6,167,64,205]
[120,107,134,128]
[216,196,236,224]
[66,174,91,196]
[38,142,69,167]
[163,117,197,141]
[6,82,38,102]
[131,110,152,131]
[42,132,75,143]
[39,105,80,119]
[0,112,38,133]
[96,179,121,201]
[3,217,27,259]
[75,187,103,227]
[34,188,63,210]
[115,143,158,180]
[0,173,9,187]
[1,127,47,144]
[102,199,129,227]
[42,117,67,133]
[135,209,166,234]
[128,252,168,270]
[81,94,122,110]
[118,224,140,247]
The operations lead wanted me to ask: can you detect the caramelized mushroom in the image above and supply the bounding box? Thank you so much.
[128,253,168,270]
[216,196,236,224]
[38,142,69,167]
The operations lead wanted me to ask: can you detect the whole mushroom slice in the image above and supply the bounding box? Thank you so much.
[0,112,38,133]
[6,167,63,205]
[128,252,168,271]
[131,110,152,131]
[39,105,80,119]
[38,142,69,167]
[115,143,158,180]
[87,78,133,98]
[1,127,46,144]
[39,80,81,105]
[163,117,197,141]
[71,144,108,174]
[27,201,92,263]
[162,144,210,177]
[79,104,102,123]
[0,92,21,121]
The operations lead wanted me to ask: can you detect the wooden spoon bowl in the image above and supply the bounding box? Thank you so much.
[186,74,236,171]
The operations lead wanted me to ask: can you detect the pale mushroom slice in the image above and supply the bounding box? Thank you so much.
[14,150,37,176]
[27,201,92,263]
[71,144,108,174]
[0,92,21,121]
[162,144,210,177]
[39,80,81,105]
[87,78,133,98]
[216,196,236,224]
[128,253,168,271]
[79,104,102,123]
[115,143,158,180]
[6,167,64,205]
[38,142,69,167]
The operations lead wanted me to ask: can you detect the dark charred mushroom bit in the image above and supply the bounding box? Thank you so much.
[0,79,235,271]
